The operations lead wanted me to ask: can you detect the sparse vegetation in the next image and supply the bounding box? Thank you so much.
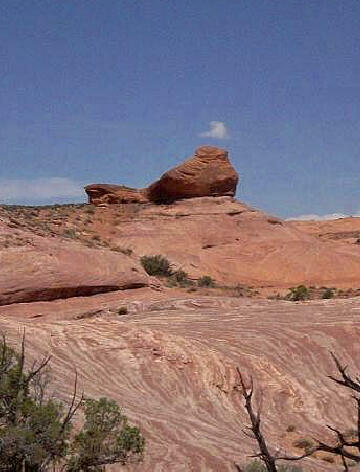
[63,228,77,239]
[169,269,194,287]
[66,397,144,471]
[0,333,145,470]
[286,285,309,301]
[322,287,334,299]
[293,438,314,453]
[236,353,360,471]
[172,269,188,284]
[140,255,172,277]
[243,462,302,472]
[197,275,215,287]
[85,206,95,214]
[118,307,128,316]
[111,246,133,256]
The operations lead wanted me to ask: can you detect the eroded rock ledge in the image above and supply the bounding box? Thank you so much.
[85,146,239,205]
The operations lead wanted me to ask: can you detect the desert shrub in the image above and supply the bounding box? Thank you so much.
[286,424,296,432]
[170,269,193,287]
[322,288,334,299]
[197,275,215,287]
[287,285,309,301]
[165,269,193,288]
[140,255,172,277]
[0,334,144,471]
[118,307,128,316]
[112,246,133,256]
[173,269,188,283]
[67,398,145,471]
[85,206,95,214]
[63,228,77,239]
[293,437,314,453]
[244,461,302,471]
[166,277,178,288]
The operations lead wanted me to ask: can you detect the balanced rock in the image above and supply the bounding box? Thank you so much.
[147,146,238,203]
[85,146,239,205]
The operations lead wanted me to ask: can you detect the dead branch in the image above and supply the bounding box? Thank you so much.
[235,367,312,471]
[311,353,360,470]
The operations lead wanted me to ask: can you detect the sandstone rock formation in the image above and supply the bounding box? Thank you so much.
[0,229,157,305]
[84,184,148,205]
[1,295,357,470]
[146,146,239,202]
[85,146,239,205]
[79,195,360,289]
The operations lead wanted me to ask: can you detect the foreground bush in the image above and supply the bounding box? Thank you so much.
[0,333,144,471]
[244,461,302,471]
[322,288,334,299]
[287,285,309,301]
[197,275,215,287]
[67,398,144,471]
[140,255,172,277]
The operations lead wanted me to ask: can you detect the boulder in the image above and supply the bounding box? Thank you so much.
[147,146,238,203]
[85,146,239,205]
[85,184,148,205]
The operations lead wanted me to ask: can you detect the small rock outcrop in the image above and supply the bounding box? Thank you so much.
[84,184,148,206]
[85,146,239,205]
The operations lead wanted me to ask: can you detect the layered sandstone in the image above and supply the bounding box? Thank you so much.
[147,146,239,202]
[85,146,239,205]
[0,227,158,305]
[84,184,148,205]
[1,295,358,470]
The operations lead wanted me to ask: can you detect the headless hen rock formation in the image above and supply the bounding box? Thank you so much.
[85,146,239,205]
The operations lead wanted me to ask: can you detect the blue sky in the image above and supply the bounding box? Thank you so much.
[1,0,360,218]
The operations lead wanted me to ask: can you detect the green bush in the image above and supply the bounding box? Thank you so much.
[0,334,144,470]
[67,398,145,471]
[63,228,77,239]
[197,275,215,287]
[287,285,310,301]
[244,460,302,471]
[173,269,188,284]
[322,288,334,299]
[170,269,193,287]
[293,437,314,453]
[118,307,128,316]
[140,255,172,277]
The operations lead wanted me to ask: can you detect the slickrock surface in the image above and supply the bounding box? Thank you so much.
[1,296,360,470]
[290,216,360,245]
[85,146,239,205]
[2,200,360,469]
[86,196,360,288]
[0,223,158,305]
[3,197,360,307]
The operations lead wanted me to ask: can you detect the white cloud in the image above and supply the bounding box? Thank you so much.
[0,177,84,204]
[287,213,349,221]
[199,121,229,140]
